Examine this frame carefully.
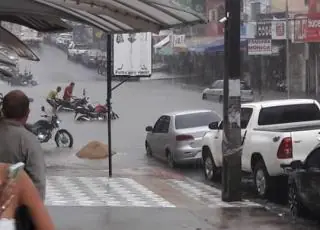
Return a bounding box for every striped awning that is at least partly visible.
[1,0,207,34]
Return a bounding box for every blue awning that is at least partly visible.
[189,38,247,53]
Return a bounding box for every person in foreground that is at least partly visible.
[0,163,54,230]
[0,90,46,230]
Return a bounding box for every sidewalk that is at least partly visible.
[48,206,317,230]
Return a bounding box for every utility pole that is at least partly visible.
[106,34,113,177]
[222,0,242,202]
[285,0,290,98]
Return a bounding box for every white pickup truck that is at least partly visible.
[202,99,320,197]
[67,42,90,60]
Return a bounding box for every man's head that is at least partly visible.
[56,86,62,92]
[70,82,75,88]
[2,90,30,124]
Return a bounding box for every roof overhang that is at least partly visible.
[0,26,39,61]
[1,0,207,34]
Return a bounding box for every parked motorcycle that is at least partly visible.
[25,106,73,147]
[276,80,287,92]
[74,102,119,122]
[54,96,89,112]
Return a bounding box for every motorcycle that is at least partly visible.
[276,80,287,92]
[74,102,119,122]
[25,106,73,147]
[54,96,89,112]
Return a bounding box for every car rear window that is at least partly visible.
[258,103,320,126]
[175,112,220,129]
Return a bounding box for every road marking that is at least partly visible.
[167,179,261,208]
[45,176,175,208]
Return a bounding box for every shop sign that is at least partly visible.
[248,39,272,55]
[306,13,320,42]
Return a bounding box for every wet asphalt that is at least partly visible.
[2,44,319,229]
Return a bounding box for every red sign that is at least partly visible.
[306,13,320,42]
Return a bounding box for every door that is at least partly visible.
[157,116,171,159]
[149,116,170,159]
[211,122,223,166]
[240,107,254,171]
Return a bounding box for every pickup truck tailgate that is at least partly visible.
[292,130,320,161]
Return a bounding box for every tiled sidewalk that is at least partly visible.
[45,176,260,209]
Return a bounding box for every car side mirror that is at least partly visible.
[41,106,45,112]
[209,121,223,130]
[146,126,153,132]
[290,160,304,170]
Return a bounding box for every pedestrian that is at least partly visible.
[0,163,54,230]
[0,90,46,230]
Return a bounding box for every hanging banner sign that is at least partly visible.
[256,21,272,39]
[271,20,286,40]
[248,39,272,55]
[293,14,307,43]
[305,13,320,42]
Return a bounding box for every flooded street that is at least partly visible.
[2,44,318,229]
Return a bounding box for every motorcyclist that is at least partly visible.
[63,82,75,102]
[47,86,61,108]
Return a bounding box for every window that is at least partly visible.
[258,104,320,126]
[240,82,251,90]
[153,116,171,133]
[251,2,261,21]
[211,80,223,89]
[208,9,216,22]
[217,5,225,20]
[175,112,221,129]
[241,108,253,129]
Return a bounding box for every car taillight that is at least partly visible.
[277,137,293,159]
[176,135,194,142]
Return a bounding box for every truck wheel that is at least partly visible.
[253,161,271,198]
[203,152,219,181]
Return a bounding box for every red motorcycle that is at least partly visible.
[74,102,119,122]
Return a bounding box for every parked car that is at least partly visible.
[67,42,90,61]
[145,110,221,168]
[202,99,320,197]
[202,80,254,103]
[55,33,72,50]
[281,146,320,218]
[81,49,102,68]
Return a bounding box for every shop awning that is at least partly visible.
[189,38,247,53]
[154,35,170,49]
[9,0,207,34]
[156,42,173,55]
